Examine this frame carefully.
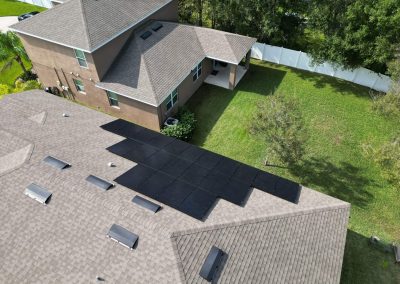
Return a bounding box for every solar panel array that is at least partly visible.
[102,119,301,221]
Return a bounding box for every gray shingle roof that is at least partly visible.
[0,91,350,284]
[10,0,172,51]
[96,22,257,106]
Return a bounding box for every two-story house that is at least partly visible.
[11,0,256,131]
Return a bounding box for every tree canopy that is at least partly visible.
[178,0,400,73]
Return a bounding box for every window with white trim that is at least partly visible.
[106,91,119,107]
[74,49,88,68]
[192,62,202,82]
[164,88,178,111]
[73,79,85,93]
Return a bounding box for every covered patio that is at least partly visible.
[204,51,251,90]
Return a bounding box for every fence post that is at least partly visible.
[278,47,283,64]
[295,51,301,68]
[261,43,266,61]
[370,76,379,90]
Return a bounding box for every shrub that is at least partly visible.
[363,134,400,187]
[0,84,11,96]
[250,93,308,166]
[13,79,41,93]
[19,71,38,82]
[161,108,196,141]
[371,84,400,118]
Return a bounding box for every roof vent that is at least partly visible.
[132,195,161,213]
[199,246,225,282]
[151,22,163,32]
[107,224,138,250]
[86,175,114,191]
[24,183,52,205]
[43,156,71,170]
[140,31,152,40]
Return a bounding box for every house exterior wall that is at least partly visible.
[30,62,161,131]
[158,58,213,122]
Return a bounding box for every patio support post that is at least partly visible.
[245,50,251,70]
[229,64,238,90]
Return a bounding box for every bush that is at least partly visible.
[161,108,196,141]
[0,84,11,96]
[19,71,37,82]
[371,84,400,118]
[363,134,400,187]
[250,93,308,166]
[13,79,41,93]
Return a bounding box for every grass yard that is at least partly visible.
[0,57,32,86]
[0,0,46,16]
[186,60,400,283]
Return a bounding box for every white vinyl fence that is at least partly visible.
[251,43,392,93]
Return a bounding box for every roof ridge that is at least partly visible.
[77,0,93,50]
[137,39,159,105]
[170,202,350,238]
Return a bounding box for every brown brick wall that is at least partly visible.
[159,58,212,122]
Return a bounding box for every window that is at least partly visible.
[106,91,119,107]
[73,79,85,93]
[74,49,88,68]
[164,88,178,111]
[192,62,202,82]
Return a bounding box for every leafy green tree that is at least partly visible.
[371,54,400,118]
[250,94,308,166]
[308,0,400,72]
[13,80,41,93]
[363,134,400,187]
[0,31,30,77]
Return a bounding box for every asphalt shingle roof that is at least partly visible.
[96,22,257,106]
[10,0,172,51]
[0,91,350,284]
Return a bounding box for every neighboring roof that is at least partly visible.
[10,0,172,52]
[96,22,256,106]
[0,91,350,283]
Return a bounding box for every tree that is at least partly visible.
[371,54,400,118]
[250,94,308,166]
[363,134,400,187]
[308,0,400,73]
[0,31,30,77]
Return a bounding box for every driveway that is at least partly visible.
[0,17,18,32]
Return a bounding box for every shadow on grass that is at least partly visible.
[341,230,400,284]
[290,157,374,208]
[187,64,287,146]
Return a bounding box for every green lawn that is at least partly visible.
[0,0,46,16]
[186,60,400,283]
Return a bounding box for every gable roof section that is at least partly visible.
[10,0,172,52]
[96,22,256,106]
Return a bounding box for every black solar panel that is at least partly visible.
[178,190,217,220]
[114,165,156,189]
[43,156,70,170]
[157,179,197,208]
[199,246,225,281]
[101,119,302,221]
[132,195,161,213]
[196,151,221,169]
[140,31,152,40]
[163,139,191,155]
[86,175,114,191]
